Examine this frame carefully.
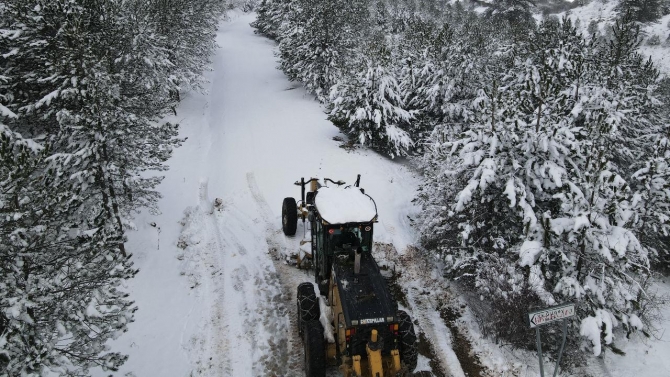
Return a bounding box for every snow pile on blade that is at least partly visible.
[314,186,377,224]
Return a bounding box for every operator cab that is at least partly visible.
[329,226,371,255]
[313,223,374,293]
[310,185,378,294]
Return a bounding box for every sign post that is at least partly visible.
[527,303,575,377]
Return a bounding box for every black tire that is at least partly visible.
[398,310,418,372]
[282,197,298,236]
[297,283,320,337]
[303,320,326,377]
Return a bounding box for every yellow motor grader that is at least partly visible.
[282,176,418,377]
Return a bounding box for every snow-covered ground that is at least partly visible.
[93,8,670,377]
[603,279,670,377]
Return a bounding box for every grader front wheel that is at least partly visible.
[282,197,298,236]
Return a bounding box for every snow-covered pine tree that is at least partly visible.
[417,16,662,355]
[617,0,664,23]
[595,14,659,168]
[329,35,415,158]
[252,0,275,37]
[403,6,510,249]
[277,0,368,101]
[397,17,443,141]
[397,8,509,152]
[2,0,185,254]
[0,120,137,375]
[631,138,670,270]
[147,0,223,95]
[651,78,670,271]
[483,0,537,27]
[1,0,220,373]
[595,14,670,271]
[252,0,291,40]
[275,0,306,83]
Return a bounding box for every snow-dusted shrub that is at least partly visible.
[465,255,544,342]
[417,16,665,359]
[587,20,600,37]
[647,34,661,45]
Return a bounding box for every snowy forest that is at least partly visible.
[0,0,224,375]
[252,0,670,368]
[2,0,670,375]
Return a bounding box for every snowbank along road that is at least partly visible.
[94,11,469,377]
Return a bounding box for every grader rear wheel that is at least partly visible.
[398,310,418,372]
[297,283,320,337]
[303,320,326,377]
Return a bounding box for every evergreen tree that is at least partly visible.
[483,0,537,27]
[329,36,415,158]
[251,0,291,40]
[398,10,508,148]
[1,0,185,255]
[146,0,223,95]
[0,0,221,373]
[416,17,662,355]
[596,15,669,270]
[0,121,137,375]
[277,0,368,101]
[617,0,664,23]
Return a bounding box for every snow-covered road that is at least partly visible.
[94,11,468,377]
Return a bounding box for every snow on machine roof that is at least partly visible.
[314,186,377,224]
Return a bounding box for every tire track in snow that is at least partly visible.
[185,174,292,376]
[190,180,233,376]
[213,201,292,376]
[407,292,461,377]
[246,172,315,376]
[185,179,294,376]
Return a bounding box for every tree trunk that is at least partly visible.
[101,144,127,257]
